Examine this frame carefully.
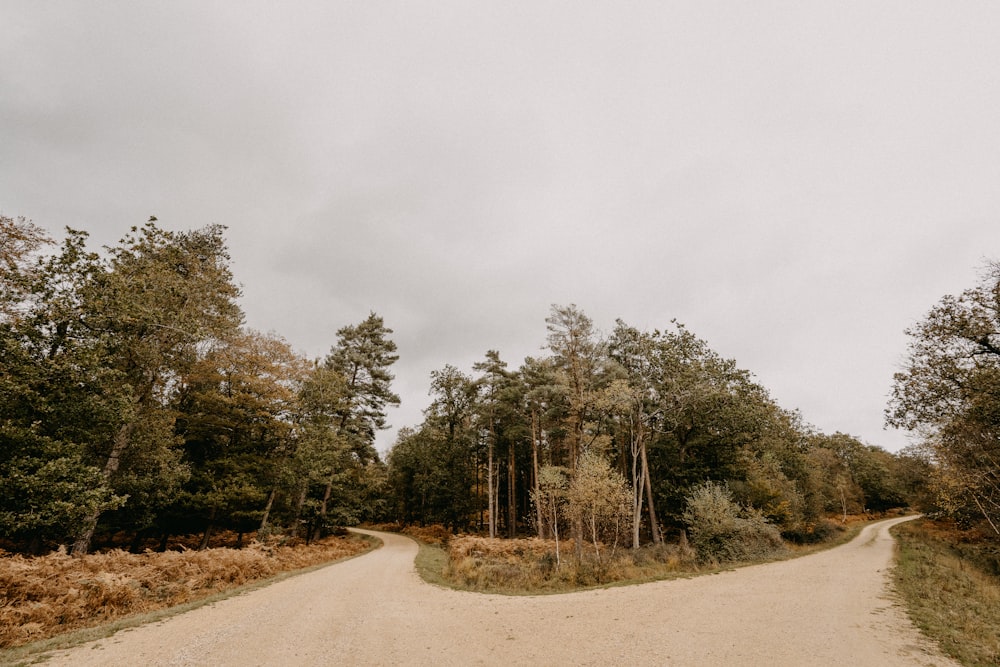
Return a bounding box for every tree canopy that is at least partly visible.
[887,260,1000,535]
[0,217,397,554]
[2,215,929,556]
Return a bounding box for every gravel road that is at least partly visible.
[39,515,956,666]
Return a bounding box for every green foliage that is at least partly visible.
[0,428,125,549]
[384,304,921,552]
[682,481,784,564]
[5,219,930,558]
[888,261,1000,534]
[388,424,474,529]
[1,219,396,553]
[806,432,906,515]
[323,313,400,462]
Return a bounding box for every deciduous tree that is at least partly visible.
[887,261,1000,534]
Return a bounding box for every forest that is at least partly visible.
[2,216,997,560]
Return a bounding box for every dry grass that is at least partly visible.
[384,517,865,595]
[0,534,372,649]
[892,519,1000,666]
[444,535,698,593]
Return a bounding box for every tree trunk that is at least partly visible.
[488,424,496,539]
[291,483,308,538]
[572,413,584,562]
[532,411,544,538]
[259,487,277,532]
[476,446,483,532]
[72,418,137,556]
[632,435,645,550]
[551,497,561,568]
[508,437,516,538]
[317,468,336,537]
[640,438,661,544]
[199,507,216,550]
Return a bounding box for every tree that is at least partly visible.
[607,321,663,547]
[532,465,569,567]
[546,304,607,559]
[887,261,1000,535]
[0,215,50,321]
[291,364,351,538]
[171,329,306,547]
[422,364,478,530]
[71,223,244,554]
[1,228,125,552]
[563,451,632,565]
[314,313,399,534]
[474,350,523,537]
[472,353,502,537]
[519,356,566,538]
[546,304,605,469]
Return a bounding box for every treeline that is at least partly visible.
[1,217,397,555]
[386,305,925,549]
[7,215,974,559]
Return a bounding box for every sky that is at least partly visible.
[3,2,1000,454]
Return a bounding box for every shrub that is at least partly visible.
[782,518,845,545]
[682,481,785,564]
[563,452,632,563]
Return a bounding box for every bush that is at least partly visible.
[782,518,845,545]
[682,481,785,564]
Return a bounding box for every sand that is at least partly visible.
[38,515,956,666]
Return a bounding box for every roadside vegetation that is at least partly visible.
[0,532,374,652]
[376,511,866,596]
[893,518,1000,667]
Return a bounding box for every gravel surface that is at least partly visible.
[38,515,956,666]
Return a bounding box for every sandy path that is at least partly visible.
[39,516,955,666]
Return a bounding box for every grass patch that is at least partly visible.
[414,542,451,589]
[0,532,378,664]
[402,518,867,596]
[892,519,1000,667]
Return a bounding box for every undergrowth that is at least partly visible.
[444,535,698,593]
[0,533,374,651]
[392,516,862,595]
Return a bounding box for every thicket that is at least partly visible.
[682,482,784,564]
[386,304,919,556]
[1,216,398,555]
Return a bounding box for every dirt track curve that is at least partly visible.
[39,515,956,666]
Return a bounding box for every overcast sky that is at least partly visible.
[4,2,1000,453]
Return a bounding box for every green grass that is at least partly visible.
[413,540,451,589]
[892,519,1000,667]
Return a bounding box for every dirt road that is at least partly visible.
[39,516,955,666]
